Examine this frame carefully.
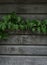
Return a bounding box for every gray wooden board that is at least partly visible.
[0,35,47,44]
[0,0,47,3]
[0,4,47,13]
[0,14,47,20]
[0,56,47,65]
[17,14,47,20]
[0,46,47,55]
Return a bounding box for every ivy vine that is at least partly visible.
[0,12,47,39]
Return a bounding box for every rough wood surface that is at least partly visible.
[0,1,47,65]
[0,46,47,55]
[0,56,47,65]
[0,14,47,20]
[0,4,47,13]
[0,0,47,3]
[17,14,47,20]
[0,35,47,44]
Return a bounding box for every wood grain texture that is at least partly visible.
[0,56,47,65]
[0,4,47,13]
[17,14,47,20]
[0,35,47,44]
[0,46,47,55]
[0,14,47,20]
[0,1,47,65]
[0,0,47,3]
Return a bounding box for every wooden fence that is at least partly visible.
[0,0,47,65]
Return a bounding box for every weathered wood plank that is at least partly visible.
[19,14,47,20]
[0,4,47,13]
[0,0,47,3]
[0,35,47,44]
[0,56,47,65]
[0,14,47,20]
[0,35,47,45]
[0,46,47,55]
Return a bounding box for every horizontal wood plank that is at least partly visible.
[0,35,47,44]
[0,46,47,55]
[0,0,47,3]
[0,4,47,13]
[15,14,47,20]
[0,56,47,65]
[0,14,47,20]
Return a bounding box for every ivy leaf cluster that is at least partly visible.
[0,12,47,39]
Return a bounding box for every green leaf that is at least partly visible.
[32,27,36,32]
[1,23,6,31]
[37,26,41,33]
[41,25,46,33]
[14,24,19,30]
[8,22,12,29]
[19,25,25,30]
[2,15,11,22]
[42,20,47,25]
